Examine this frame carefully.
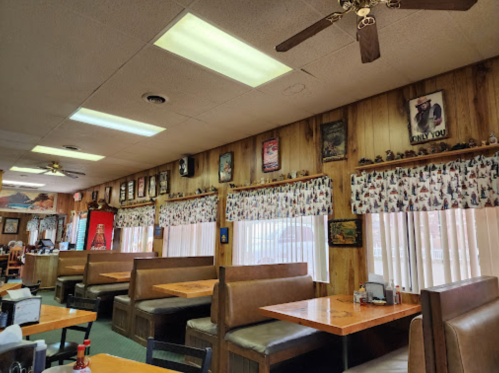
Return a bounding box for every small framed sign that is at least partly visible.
[119,182,126,202]
[220,227,229,244]
[137,177,146,198]
[262,138,280,173]
[128,180,135,201]
[105,186,112,204]
[154,226,164,239]
[328,219,362,247]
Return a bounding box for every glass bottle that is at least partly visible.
[73,345,87,373]
[90,224,107,250]
[83,339,91,367]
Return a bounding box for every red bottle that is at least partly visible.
[73,345,87,372]
[90,224,106,250]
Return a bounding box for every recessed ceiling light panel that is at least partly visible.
[154,13,292,87]
[70,108,166,137]
[31,146,105,161]
[10,167,45,174]
[2,180,45,187]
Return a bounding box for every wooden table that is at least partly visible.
[153,279,218,298]
[260,294,421,370]
[0,254,9,261]
[0,282,22,296]
[100,271,131,282]
[42,353,179,373]
[66,265,85,271]
[0,304,97,337]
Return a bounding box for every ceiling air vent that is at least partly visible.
[142,93,168,105]
[63,145,81,151]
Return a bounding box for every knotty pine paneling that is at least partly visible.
[68,57,499,296]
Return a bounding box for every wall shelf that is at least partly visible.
[120,202,155,209]
[231,173,326,192]
[166,191,217,202]
[355,144,499,172]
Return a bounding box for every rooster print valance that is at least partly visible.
[26,216,40,232]
[115,205,155,228]
[226,176,333,222]
[351,154,499,214]
[40,215,58,231]
[159,195,218,227]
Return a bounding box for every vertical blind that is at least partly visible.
[120,226,154,253]
[233,215,329,282]
[162,222,216,257]
[367,209,481,293]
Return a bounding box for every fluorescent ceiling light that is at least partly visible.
[10,167,65,176]
[2,180,45,187]
[70,108,166,137]
[31,146,105,161]
[154,13,292,87]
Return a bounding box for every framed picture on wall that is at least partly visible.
[321,119,347,162]
[128,180,135,201]
[91,190,98,201]
[262,138,280,173]
[159,171,169,195]
[149,175,157,198]
[119,182,126,202]
[137,177,146,198]
[105,186,112,204]
[2,218,20,234]
[408,90,447,145]
[328,219,362,247]
[219,152,233,183]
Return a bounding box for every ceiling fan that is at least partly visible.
[276,0,477,63]
[38,162,86,179]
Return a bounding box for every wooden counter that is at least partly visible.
[23,253,59,289]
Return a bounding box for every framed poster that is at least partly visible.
[321,119,347,162]
[219,152,233,183]
[408,90,447,145]
[91,190,98,201]
[105,186,112,204]
[328,219,362,247]
[84,210,115,251]
[159,171,169,195]
[148,176,157,198]
[119,182,126,202]
[137,177,146,198]
[0,190,58,213]
[128,180,135,201]
[2,218,20,234]
[262,138,280,173]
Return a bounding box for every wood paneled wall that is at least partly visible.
[68,57,499,296]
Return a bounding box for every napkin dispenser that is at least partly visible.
[1,296,42,327]
[364,282,386,300]
[0,341,36,373]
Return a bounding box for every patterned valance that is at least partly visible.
[115,205,155,228]
[26,216,40,232]
[226,176,333,222]
[159,195,218,227]
[40,215,58,231]
[351,154,499,215]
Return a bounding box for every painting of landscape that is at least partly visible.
[0,190,57,213]
[328,219,362,247]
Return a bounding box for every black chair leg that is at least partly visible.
[59,359,64,365]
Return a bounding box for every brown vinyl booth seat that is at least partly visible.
[210,263,330,373]
[75,252,157,314]
[54,250,113,303]
[118,256,217,346]
[421,276,499,373]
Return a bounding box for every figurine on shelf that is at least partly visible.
[451,142,468,151]
[278,174,285,181]
[229,183,237,188]
[358,158,374,166]
[468,138,477,148]
[260,178,266,184]
[418,147,428,156]
[428,144,439,154]
[374,155,384,163]
[287,173,293,180]
[195,188,202,195]
[208,186,218,192]
[405,150,417,158]
[482,140,487,147]
[489,132,498,145]
[385,150,394,161]
[298,170,309,177]
[439,142,450,152]
[395,152,404,160]
[291,171,297,178]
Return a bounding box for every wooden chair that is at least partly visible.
[22,280,41,296]
[6,247,23,278]
[45,295,101,367]
[146,337,212,373]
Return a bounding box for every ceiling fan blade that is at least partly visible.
[64,170,86,176]
[62,170,78,179]
[399,0,477,11]
[37,166,51,170]
[357,16,381,64]
[276,12,345,52]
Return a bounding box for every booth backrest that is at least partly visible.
[211,283,219,324]
[84,252,157,285]
[421,276,499,373]
[57,250,113,276]
[219,263,312,332]
[408,316,426,373]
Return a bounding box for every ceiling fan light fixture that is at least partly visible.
[31,146,105,161]
[70,108,166,137]
[154,13,292,87]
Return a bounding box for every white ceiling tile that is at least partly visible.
[191,0,355,68]
[56,0,185,42]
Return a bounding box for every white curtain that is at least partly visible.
[233,215,329,282]
[474,208,499,278]
[29,230,38,245]
[120,226,154,253]
[162,222,215,257]
[367,209,480,293]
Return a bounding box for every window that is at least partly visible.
[121,226,154,253]
[367,209,480,293]
[44,229,56,243]
[163,222,216,257]
[29,230,38,245]
[233,215,329,282]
